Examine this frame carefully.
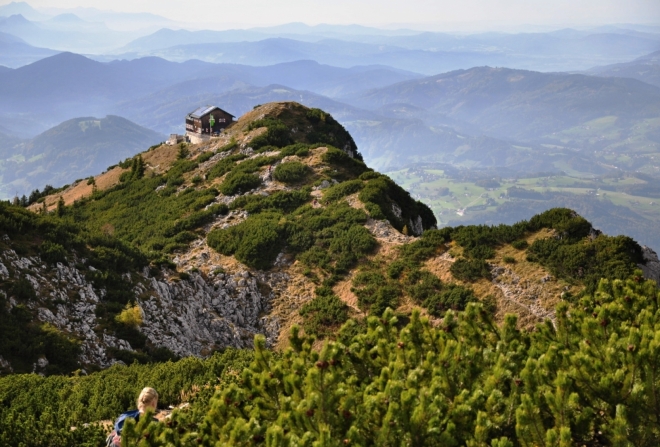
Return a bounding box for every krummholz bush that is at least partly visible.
[123,272,660,446]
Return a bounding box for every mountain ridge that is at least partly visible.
[347,65,660,140]
[1,101,658,447]
[2,101,651,377]
[587,49,660,88]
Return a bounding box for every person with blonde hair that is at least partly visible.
[136,387,159,412]
[106,387,159,447]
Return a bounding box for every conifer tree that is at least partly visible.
[131,155,145,180]
[56,196,65,217]
[177,143,190,160]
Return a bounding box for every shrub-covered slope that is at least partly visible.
[0,102,658,446]
[121,272,660,446]
[5,271,660,446]
[0,102,437,374]
[2,103,651,376]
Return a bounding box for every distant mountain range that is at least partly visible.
[587,50,660,88]
[0,53,419,136]
[346,66,660,140]
[0,115,164,197]
[107,27,660,75]
[112,37,490,74]
[0,1,49,21]
[0,1,174,32]
[0,13,134,53]
[105,32,660,75]
[1,51,659,177]
[0,29,56,67]
[2,2,658,74]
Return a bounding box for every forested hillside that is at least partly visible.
[0,102,658,445]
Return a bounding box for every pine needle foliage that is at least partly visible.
[0,349,254,446]
[122,273,660,446]
[272,161,309,184]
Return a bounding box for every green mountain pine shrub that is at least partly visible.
[230,189,311,215]
[322,147,367,179]
[218,172,262,195]
[206,154,246,180]
[0,349,254,446]
[279,143,311,157]
[207,212,284,270]
[120,273,660,446]
[322,179,364,203]
[450,258,493,282]
[358,174,436,234]
[272,161,309,184]
[351,270,400,315]
[528,234,643,291]
[299,290,349,338]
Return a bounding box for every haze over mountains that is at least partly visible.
[587,50,660,88]
[108,27,660,74]
[3,52,658,172]
[1,1,660,250]
[1,1,659,72]
[0,115,163,197]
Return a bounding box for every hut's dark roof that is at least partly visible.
[187,105,235,119]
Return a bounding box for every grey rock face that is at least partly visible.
[139,271,275,357]
[640,246,660,285]
[316,179,332,190]
[0,355,12,372]
[410,215,423,236]
[0,247,277,368]
[391,203,402,219]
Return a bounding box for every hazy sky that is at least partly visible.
[23,0,660,28]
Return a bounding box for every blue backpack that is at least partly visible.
[106,410,141,447]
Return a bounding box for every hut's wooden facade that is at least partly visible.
[185,106,235,135]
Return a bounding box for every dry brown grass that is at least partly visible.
[26,142,181,211]
[142,143,179,175]
[305,146,328,167]
[270,261,318,351]
[26,136,230,212]
[333,274,363,314]
[345,192,366,211]
[27,166,128,211]
[232,102,290,131]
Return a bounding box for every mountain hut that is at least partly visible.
[185,105,235,137]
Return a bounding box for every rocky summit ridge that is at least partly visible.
[0,101,657,375]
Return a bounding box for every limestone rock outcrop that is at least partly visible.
[640,246,660,285]
[0,248,277,368]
